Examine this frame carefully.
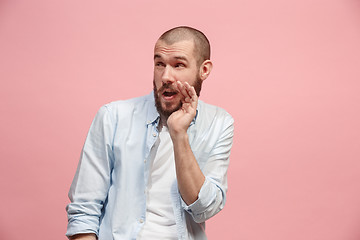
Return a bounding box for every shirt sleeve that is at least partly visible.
[181,112,234,223]
[66,105,116,237]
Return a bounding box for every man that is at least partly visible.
[66,26,234,240]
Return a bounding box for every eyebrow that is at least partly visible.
[154,54,188,62]
[174,56,188,62]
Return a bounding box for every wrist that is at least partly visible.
[169,130,188,142]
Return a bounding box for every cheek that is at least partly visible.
[181,69,198,82]
[153,74,162,88]
[155,80,162,90]
[182,73,197,85]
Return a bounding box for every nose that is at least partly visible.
[161,65,175,83]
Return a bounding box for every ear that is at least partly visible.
[199,60,213,81]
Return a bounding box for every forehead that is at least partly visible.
[154,40,196,60]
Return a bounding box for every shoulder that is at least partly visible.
[92,93,154,125]
[104,93,153,111]
[197,100,234,126]
[98,93,153,116]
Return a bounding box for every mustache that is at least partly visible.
[158,82,179,93]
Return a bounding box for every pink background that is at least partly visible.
[1,0,360,239]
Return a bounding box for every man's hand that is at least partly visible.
[167,81,198,138]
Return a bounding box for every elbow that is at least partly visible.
[191,201,225,223]
[189,191,225,223]
[183,177,227,223]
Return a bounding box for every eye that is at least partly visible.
[155,61,165,67]
[175,63,185,68]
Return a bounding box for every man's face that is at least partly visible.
[153,40,202,119]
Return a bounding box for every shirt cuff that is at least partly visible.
[66,210,100,237]
[181,177,221,218]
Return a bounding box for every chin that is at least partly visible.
[162,101,181,113]
[156,100,182,119]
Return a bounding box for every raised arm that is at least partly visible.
[167,81,205,205]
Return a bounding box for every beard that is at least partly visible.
[153,77,203,120]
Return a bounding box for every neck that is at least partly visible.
[159,115,168,129]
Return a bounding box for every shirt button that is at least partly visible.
[139,218,144,223]
[144,159,146,163]
[152,133,156,137]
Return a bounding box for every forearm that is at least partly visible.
[172,132,205,205]
[69,233,97,240]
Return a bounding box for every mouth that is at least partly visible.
[162,90,178,100]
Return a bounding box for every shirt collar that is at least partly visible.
[146,92,160,125]
[146,91,199,126]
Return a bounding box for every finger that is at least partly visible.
[190,86,198,109]
[184,82,197,101]
[174,81,184,100]
[183,82,198,111]
[177,81,190,102]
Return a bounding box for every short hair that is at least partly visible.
[158,26,211,66]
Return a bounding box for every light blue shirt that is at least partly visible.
[66,92,234,240]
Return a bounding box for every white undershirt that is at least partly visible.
[137,126,178,240]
